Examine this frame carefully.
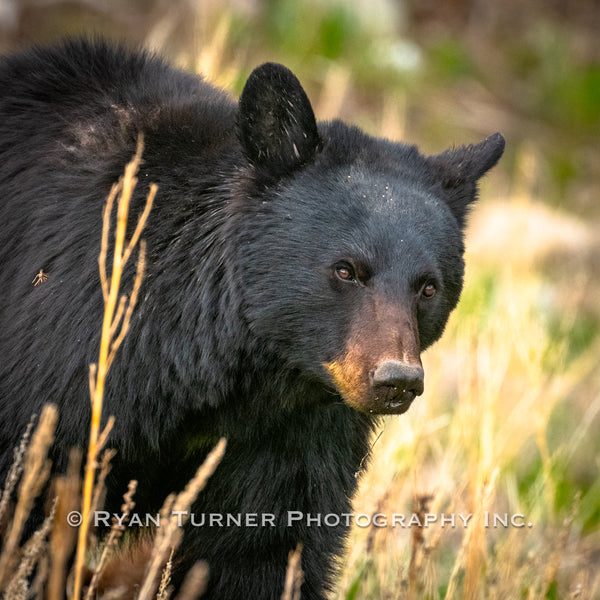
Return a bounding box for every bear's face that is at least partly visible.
[237,63,504,415]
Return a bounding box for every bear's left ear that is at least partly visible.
[426,132,505,229]
[239,63,322,179]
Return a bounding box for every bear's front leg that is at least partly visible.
[171,507,344,600]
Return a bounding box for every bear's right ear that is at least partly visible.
[239,63,322,179]
[426,132,505,229]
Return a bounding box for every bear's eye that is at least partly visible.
[421,283,437,298]
[335,263,356,283]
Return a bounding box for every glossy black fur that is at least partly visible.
[0,39,504,598]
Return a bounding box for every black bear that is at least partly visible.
[0,38,504,598]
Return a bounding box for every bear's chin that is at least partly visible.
[341,390,417,416]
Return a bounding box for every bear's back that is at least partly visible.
[0,38,231,127]
[0,38,237,194]
[0,37,238,267]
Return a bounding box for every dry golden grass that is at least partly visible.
[281,544,304,600]
[48,449,81,600]
[85,480,138,600]
[0,420,34,530]
[4,499,56,598]
[176,561,210,600]
[136,437,226,600]
[0,404,57,588]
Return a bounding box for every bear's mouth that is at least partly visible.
[367,387,417,415]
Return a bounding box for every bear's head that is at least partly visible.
[235,63,504,415]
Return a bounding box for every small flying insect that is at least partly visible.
[32,269,48,286]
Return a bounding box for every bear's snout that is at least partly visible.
[369,360,424,414]
[323,354,424,415]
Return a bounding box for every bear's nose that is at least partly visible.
[370,360,424,412]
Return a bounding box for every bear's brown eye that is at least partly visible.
[422,283,436,298]
[335,264,355,282]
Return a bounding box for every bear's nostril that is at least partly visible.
[370,359,424,409]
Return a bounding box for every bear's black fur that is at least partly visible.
[0,38,504,598]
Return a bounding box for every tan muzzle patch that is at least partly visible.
[323,349,370,412]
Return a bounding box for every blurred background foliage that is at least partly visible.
[1,1,598,597]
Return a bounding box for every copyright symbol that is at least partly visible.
[67,511,82,527]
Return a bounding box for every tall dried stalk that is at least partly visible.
[444,468,498,600]
[4,498,56,597]
[136,437,226,600]
[176,561,209,600]
[0,404,57,587]
[48,449,82,600]
[281,544,303,600]
[71,135,156,600]
[0,419,34,529]
[84,480,137,600]
[407,493,435,600]
[156,549,174,600]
